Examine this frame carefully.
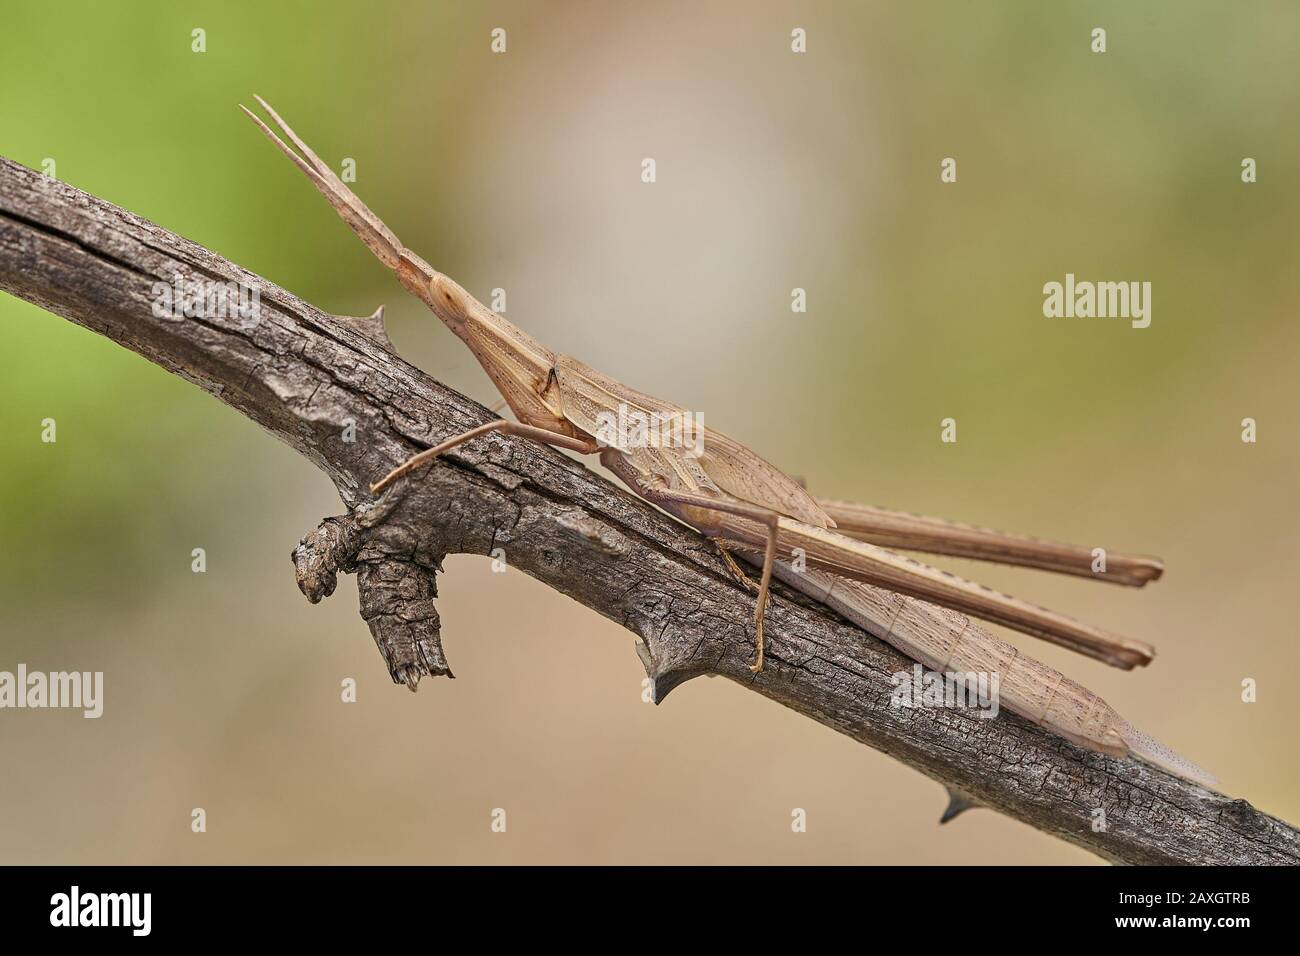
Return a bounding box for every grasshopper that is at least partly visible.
[243,97,1215,786]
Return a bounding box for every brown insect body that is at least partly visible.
[242,97,1214,787]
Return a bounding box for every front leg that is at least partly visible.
[372,420,600,494]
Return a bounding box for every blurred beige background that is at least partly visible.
[1,1,1297,863]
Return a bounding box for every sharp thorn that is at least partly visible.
[333,304,395,352]
[940,786,981,824]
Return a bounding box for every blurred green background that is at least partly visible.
[2,1,1297,863]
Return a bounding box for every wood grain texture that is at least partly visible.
[1,156,1295,865]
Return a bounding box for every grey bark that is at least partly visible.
[1,156,1295,865]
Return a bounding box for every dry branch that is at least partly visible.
[1,156,1295,865]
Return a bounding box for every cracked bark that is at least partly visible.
[1,156,1295,865]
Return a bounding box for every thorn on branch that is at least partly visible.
[633,619,711,704]
[334,304,396,353]
[940,786,982,824]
